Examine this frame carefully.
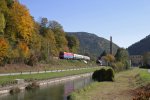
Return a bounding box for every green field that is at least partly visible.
[69,68,150,100]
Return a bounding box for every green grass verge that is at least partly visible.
[139,68,150,84]
[69,82,100,100]
[0,67,100,86]
[69,68,150,100]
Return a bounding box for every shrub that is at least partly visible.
[92,68,115,82]
[26,81,39,90]
[92,69,106,81]
[111,62,124,72]
[10,87,21,94]
[105,68,115,81]
[98,68,106,81]
[27,54,38,66]
[140,64,150,69]
[124,60,131,69]
[92,70,99,81]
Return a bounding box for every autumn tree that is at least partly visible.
[0,0,79,65]
[29,22,41,52]
[48,20,63,31]
[0,0,35,64]
[0,0,8,36]
[39,17,48,28]
[0,0,8,13]
[27,22,41,63]
[49,20,68,52]
[6,0,14,8]
[103,54,115,66]
[18,42,30,58]
[39,18,58,58]
[0,12,5,36]
[0,38,9,66]
[9,1,34,43]
[66,35,79,53]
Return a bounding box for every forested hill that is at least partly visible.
[128,35,150,55]
[67,32,119,59]
[0,0,79,66]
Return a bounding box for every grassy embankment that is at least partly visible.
[0,60,96,73]
[0,67,100,87]
[69,68,150,100]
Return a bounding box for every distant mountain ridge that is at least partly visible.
[67,32,119,59]
[128,34,150,55]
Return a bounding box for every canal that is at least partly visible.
[0,76,93,100]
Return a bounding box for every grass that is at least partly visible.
[0,60,97,73]
[69,68,150,100]
[69,82,100,100]
[0,67,100,86]
[139,68,150,84]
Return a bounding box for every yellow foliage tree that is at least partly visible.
[18,42,30,58]
[10,1,34,43]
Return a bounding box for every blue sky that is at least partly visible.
[19,0,150,48]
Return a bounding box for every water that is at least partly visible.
[0,76,93,100]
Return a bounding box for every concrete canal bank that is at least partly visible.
[0,72,93,95]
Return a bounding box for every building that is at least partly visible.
[130,55,143,66]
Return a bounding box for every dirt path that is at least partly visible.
[73,68,142,100]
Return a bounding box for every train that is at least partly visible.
[59,52,90,61]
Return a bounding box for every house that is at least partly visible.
[130,55,143,66]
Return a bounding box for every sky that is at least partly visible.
[19,0,150,48]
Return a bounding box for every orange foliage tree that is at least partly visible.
[0,38,9,65]
[10,1,34,43]
[18,42,30,59]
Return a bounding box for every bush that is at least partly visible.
[26,81,39,90]
[92,69,106,81]
[105,68,115,81]
[92,70,98,81]
[124,60,131,69]
[111,62,124,72]
[27,54,38,66]
[92,68,115,82]
[140,64,150,69]
[10,87,21,94]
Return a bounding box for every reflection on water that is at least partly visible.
[0,76,92,100]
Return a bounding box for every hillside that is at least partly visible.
[128,35,150,55]
[67,32,119,59]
